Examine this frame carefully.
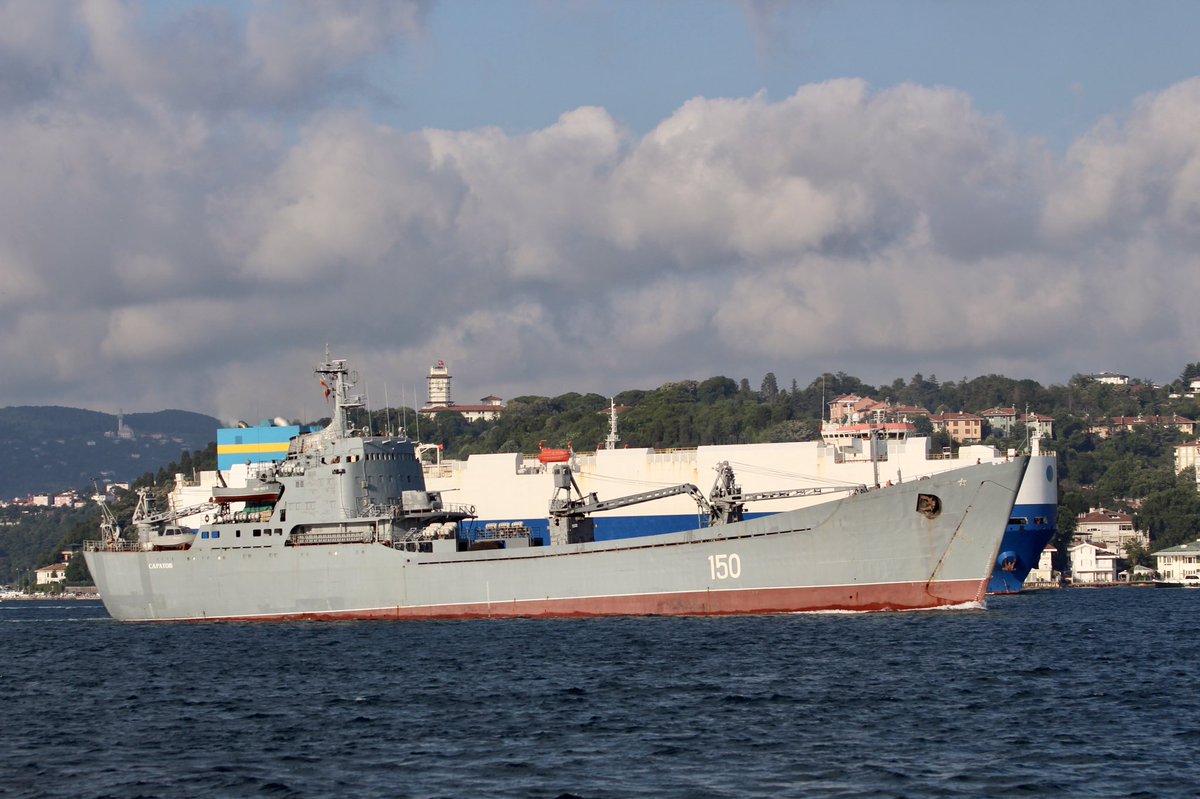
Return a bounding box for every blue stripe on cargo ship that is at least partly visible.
[463,512,776,548]
[987,454,1058,594]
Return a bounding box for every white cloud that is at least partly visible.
[2,2,1199,417]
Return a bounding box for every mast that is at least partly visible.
[870,426,880,488]
[605,398,621,450]
[314,350,364,439]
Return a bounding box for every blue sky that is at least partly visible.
[388,1,1200,148]
[1,1,1199,419]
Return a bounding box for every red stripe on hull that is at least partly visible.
[181,579,988,622]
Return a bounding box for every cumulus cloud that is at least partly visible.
[1,2,1198,421]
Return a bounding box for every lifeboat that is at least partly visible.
[141,524,196,551]
[537,441,572,464]
[211,480,283,505]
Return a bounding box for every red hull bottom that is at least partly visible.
[185,579,988,622]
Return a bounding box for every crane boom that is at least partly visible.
[550,481,710,517]
[131,489,216,527]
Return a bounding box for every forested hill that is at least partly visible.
[0,406,219,498]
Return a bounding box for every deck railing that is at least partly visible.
[83,539,142,552]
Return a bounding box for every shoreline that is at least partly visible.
[0,591,99,601]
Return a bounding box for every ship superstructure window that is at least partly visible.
[253,529,261,537]
[212,531,220,539]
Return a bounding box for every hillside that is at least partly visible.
[0,406,220,498]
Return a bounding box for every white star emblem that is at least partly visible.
[957,478,968,487]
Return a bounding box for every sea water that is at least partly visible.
[2,588,1197,798]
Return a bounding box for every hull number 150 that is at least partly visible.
[708,553,742,580]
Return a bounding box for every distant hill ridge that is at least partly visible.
[0,405,220,498]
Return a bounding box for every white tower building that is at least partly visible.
[426,360,452,408]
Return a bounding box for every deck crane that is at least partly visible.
[705,461,867,525]
[130,489,217,529]
[547,464,712,545]
[546,461,868,545]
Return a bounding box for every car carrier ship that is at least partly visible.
[417,404,1057,595]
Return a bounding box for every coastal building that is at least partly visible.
[1153,539,1200,582]
[1088,414,1196,439]
[1123,565,1156,582]
[422,396,505,422]
[426,360,452,408]
[978,407,1019,436]
[929,412,984,444]
[1175,441,1200,475]
[35,563,68,586]
[1088,372,1130,385]
[104,410,136,440]
[828,394,870,423]
[1027,546,1057,584]
[1074,509,1147,554]
[827,396,929,425]
[976,408,1055,440]
[1021,413,1055,440]
[1068,541,1119,584]
[419,360,505,421]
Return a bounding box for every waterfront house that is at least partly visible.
[35,563,68,586]
[1068,541,1119,584]
[1153,539,1200,583]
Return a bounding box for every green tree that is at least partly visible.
[760,372,779,401]
[1138,468,1200,551]
[65,552,92,585]
[697,377,738,404]
[1123,539,1151,569]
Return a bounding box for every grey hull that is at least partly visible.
[86,457,1027,621]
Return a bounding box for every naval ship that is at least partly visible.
[85,355,1028,622]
